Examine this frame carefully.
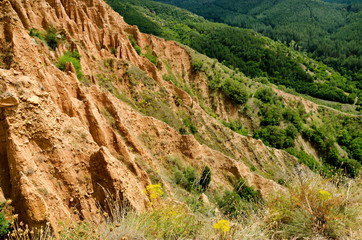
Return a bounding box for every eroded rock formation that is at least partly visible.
[0,0,302,229]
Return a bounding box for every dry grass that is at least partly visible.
[4,178,362,240]
[266,175,362,239]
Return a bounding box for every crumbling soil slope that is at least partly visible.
[0,0,302,229]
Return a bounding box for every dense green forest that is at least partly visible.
[153,0,362,97]
[108,0,361,106]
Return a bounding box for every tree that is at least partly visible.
[199,166,211,191]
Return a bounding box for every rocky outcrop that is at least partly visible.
[0,92,18,107]
[0,0,302,230]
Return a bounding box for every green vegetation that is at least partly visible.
[222,79,249,104]
[155,0,362,99]
[0,213,10,238]
[267,177,361,239]
[57,50,83,80]
[144,46,158,65]
[174,166,199,192]
[30,27,60,50]
[199,166,212,192]
[222,119,248,136]
[174,165,212,192]
[286,148,321,171]
[128,35,142,55]
[44,27,59,50]
[0,202,10,238]
[107,0,361,105]
[217,179,261,219]
[217,191,247,219]
[302,126,361,177]
[234,179,262,202]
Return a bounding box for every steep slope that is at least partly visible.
[106,0,362,177]
[154,0,362,92]
[108,0,361,107]
[0,0,304,230]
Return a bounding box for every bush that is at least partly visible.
[110,47,117,56]
[222,79,248,104]
[302,127,361,177]
[182,117,198,135]
[0,204,10,238]
[254,126,295,149]
[259,105,283,126]
[199,166,211,192]
[44,27,59,50]
[283,108,303,130]
[285,148,320,171]
[191,59,203,72]
[174,166,198,192]
[222,119,248,136]
[254,87,277,103]
[57,50,83,80]
[234,179,261,202]
[217,191,244,219]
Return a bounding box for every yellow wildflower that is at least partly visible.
[213,219,230,233]
[319,190,332,200]
[145,184,164,203]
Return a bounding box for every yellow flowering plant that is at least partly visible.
[144,184,164,205]
[213,219,234,240]
[213,219,230,233]
[318,190,332,201]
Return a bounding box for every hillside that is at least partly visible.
[108,0,362,108]
[106,0,362,176]
[154,0,362,97]
[0,0,361,239]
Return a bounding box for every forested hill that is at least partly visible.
[324,0,362,3]
[108,0,361,108]
[153,0,362,94]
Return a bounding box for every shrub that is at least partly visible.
[191,59,203,72]
[174,166,198,192]
[259,105,283,126]
[182,117,198,135]
[254,126,295,149]
[0,214,9,237]
[222,119,248,136]
[110,47,117,56]
[44,27,59,50]
[302,127,361,177]
[179,127,188,135]
[234,179,261,202]
[199,166,211,192]
[0,203,10,238]
[254,87,277,103]
[129,35,142,55]
[222,79,248,104]
[57,50,83,80]
[285,148,320,171]
[217,190,244,219]
[283,108,303,130]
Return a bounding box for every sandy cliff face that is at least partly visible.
[0,0,301,229]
